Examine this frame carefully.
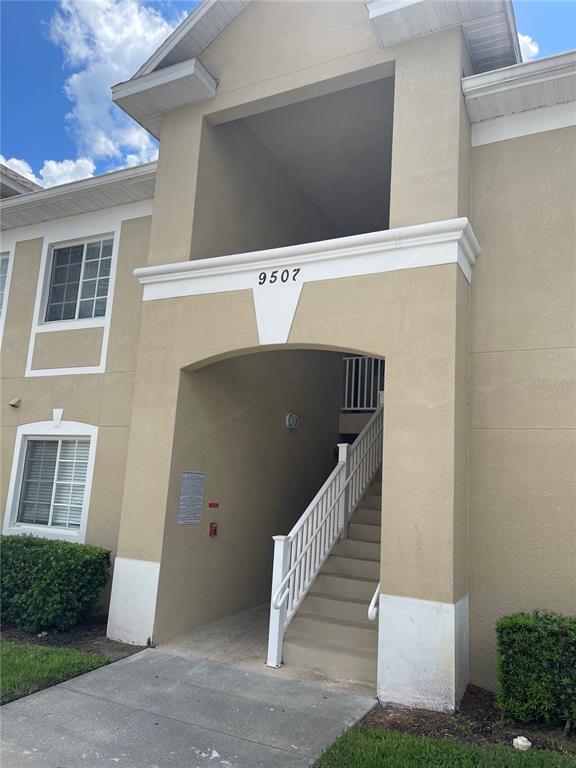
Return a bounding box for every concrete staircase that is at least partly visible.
[283,471,381,692]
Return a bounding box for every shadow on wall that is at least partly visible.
[151,348,346,643]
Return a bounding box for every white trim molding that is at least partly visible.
[0,164,155,232]
[368,0,519,74]
[107,557,160,645]
[472,102,576,146]
[463,50,576,144]
[378,593,469,712]
[0,244,15,349]
[2,419,98,544]
[0,201,153,378]
[135,218,480,345]
[112,59,217,138]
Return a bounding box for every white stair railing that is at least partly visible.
[368,582,380,621]
[266,400,383,668]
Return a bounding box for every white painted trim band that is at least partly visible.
[472,101,576,146]
[135,219,479,345]
[107,557,160,645]
[377,593,469,712]
[136,218,480,292]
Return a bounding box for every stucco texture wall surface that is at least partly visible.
[469,126,576,690]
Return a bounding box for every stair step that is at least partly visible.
[370,481,382,495]
[360,494,381,510]
[350,507,381,526]
[314,572,378,600]
[288,612,377,651]
[333,538,380,560]
[303,592,371,623]
[322,554,379,579]
[348,522,381,543]
[283,634,377,688]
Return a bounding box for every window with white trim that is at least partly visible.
[17,438,90,530]
[0,253,9,318]
[45,237,113,322]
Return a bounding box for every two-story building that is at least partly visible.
[1,0,575,712]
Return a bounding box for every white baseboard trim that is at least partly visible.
[107,557,160,646]
[377,593,469,712]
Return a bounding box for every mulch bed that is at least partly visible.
[364,686,576,756]
[1,618,144,663]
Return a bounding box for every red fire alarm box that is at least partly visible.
[209,522,218,537]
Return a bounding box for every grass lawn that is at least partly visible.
[1,640,108,705]
[314,728,576,767]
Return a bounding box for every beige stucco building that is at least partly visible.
[1,0,575,712]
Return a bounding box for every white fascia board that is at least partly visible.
[134,0,218,77]
[367,0,519,73]
[463,49,576,104]
[112,58,216,136]
[463,50,576,126]
[135,218,480,301]
[0,163,156,212]
[112,58,216,103]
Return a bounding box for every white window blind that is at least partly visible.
[17,439,90,529]
[45,238,113,322]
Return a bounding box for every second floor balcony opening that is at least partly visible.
[191,74,394,261]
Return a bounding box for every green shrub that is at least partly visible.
[0,535,110,632]
[497,611,576,728]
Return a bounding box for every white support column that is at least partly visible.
[377,593,469,712]
[266,535,290,668]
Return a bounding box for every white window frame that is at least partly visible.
[39,233,114,331]
[0,246,15,348]
[3,420,98,543]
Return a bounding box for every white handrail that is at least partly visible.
[368,582,380,621]
[266,402,383,668]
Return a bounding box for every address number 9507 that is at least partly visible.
[258,268,300,285]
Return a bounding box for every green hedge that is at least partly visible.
[0,535,110,632]
[497,611,576,728]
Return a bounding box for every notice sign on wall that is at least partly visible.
[178,471,205,524]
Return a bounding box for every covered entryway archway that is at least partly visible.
[108,217,477,709]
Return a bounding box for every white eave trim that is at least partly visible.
[135,218,481,300]
[367,0,520,74]
[463,50,576,142]
[112,58,216,138]
[112,58,216,102]
[0,163,156,231]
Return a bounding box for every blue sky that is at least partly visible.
[1,0,575,187]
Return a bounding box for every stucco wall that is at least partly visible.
[190,119,339,260]
[468,126,576,690]
[153,349,343,641]
[148,0,468,267]
[0,215,151,558]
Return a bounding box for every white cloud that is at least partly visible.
[0,154,95,188]
[518,32,540,61]
[2,1,183,189]
[49,0,183,168]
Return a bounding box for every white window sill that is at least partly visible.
[3,524,85,543]
[35,316,106,334]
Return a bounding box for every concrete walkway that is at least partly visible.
[1,649,375,768]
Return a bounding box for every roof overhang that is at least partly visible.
[367,0,520,74]
[112,59,217,137]
[463,49,576,122]
[0,162,156,231]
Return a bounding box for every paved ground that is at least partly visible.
[1,649,375,768]
[161,603,373,695]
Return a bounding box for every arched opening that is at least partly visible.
[151,345,384,677]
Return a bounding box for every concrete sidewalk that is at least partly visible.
[1,649,375,767]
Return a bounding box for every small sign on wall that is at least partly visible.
[178,471,205,524]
